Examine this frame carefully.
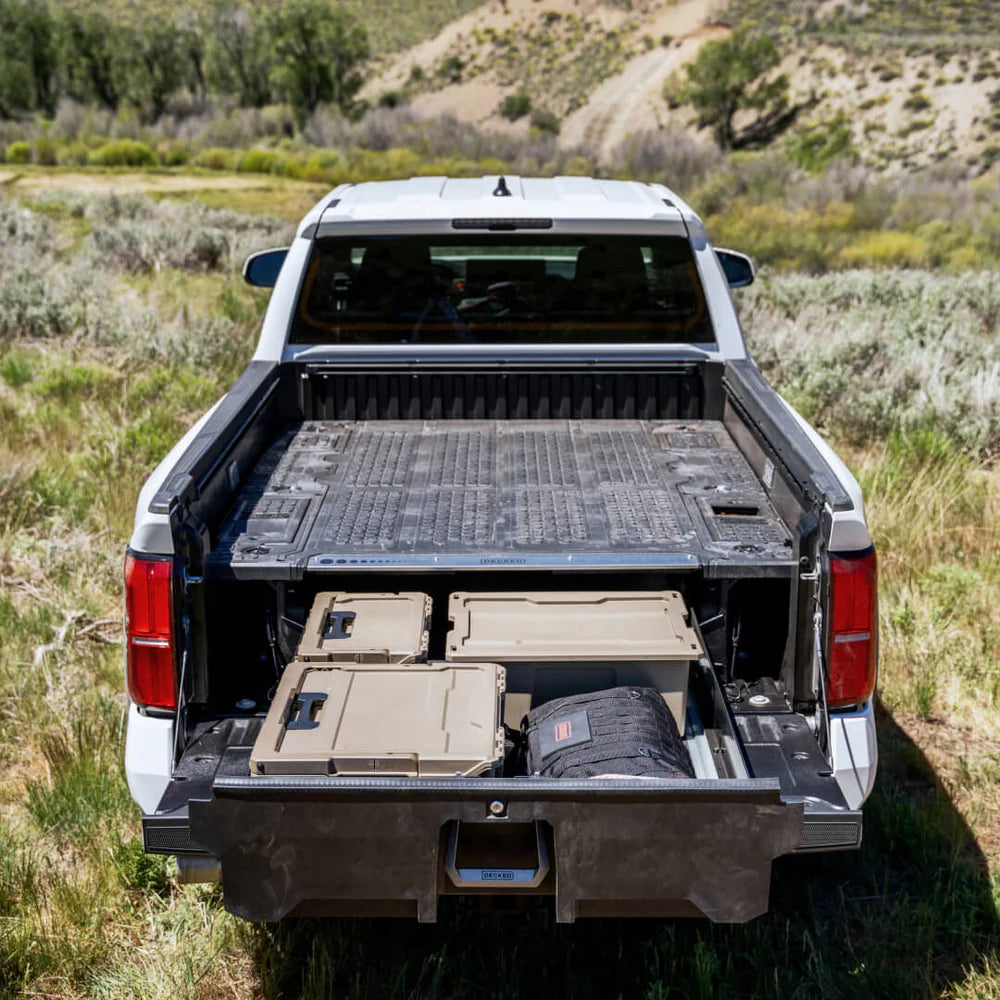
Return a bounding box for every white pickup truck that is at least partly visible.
[124,176,877,923]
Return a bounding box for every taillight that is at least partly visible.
[826,547,878,710]
[124,551,176,711]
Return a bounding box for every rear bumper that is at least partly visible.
[145,749,861,923]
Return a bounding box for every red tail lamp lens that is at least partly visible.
[826,548,878,710]
[124,551,176,711]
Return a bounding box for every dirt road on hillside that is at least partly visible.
[559,24,729,162]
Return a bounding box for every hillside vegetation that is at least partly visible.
[2,0,998,171]
[728,0,1000,43]
[47,0,487,55]
[363,0,1000,171]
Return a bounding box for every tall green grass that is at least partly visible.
[0,192,263,999]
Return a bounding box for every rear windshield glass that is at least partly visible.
[290,234,714,345]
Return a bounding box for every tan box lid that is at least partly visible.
[447,591,703,662]
[298,592,431,663]
[251,660,505,777]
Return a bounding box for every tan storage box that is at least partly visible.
[446,591,703,730]
[447,591,701,661]
[298,592,431,663]
[251,660,505,777]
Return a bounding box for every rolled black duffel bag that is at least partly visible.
[524,686,694,780]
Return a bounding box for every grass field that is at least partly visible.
[1,175,999,999]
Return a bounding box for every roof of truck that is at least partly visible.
[297,176,700,236]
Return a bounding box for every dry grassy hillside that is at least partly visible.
[363,0,1000,171]
[362,0,723,139]
[30,0,1000,170]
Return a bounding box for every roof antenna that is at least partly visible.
[492,176,512,197]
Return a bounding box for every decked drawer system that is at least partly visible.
[145,587,860,923]
[127,185,873,924]
[207,419,795,578]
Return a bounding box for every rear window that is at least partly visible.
[290,234,714,345]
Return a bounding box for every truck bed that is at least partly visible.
[208,419,795,578]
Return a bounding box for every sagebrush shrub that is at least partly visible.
[88,140,157,167]
[196,146,236,170]
[742,270,1000,453]
[0,198,288,367]
[4,140,30,164]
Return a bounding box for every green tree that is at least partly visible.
[118,19,191,122]
[0,0,58,116]
[57,11,128,110]
[204,1,273,107]
[176,12,208,107]
[0,5,36,117]
[677,28,800,150]
[266,0,369,124]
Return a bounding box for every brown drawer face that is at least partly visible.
[250,660,505,777]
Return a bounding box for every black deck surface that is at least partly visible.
[208,420,795,578]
